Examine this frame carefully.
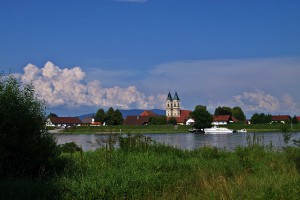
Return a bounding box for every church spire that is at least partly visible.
[167,91,173,101]
[173,91,180,101]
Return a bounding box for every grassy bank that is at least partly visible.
[226,123,300,133]
[2,134,300,199]
[54,123,300,134]
[61,125,193,134]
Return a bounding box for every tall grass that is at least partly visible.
[1,134,300,199]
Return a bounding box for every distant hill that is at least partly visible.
[77,109,165,120]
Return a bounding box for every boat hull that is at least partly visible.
[204,126,233,134]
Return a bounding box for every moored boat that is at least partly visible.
[189,128,205,134]
[204,126,233,134]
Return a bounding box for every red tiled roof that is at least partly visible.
[124,116,150,125]
[296,116,300,122]
[213,115,231,122]
[50,117,82,124]
[272,115,291,121]
[166,110,191,123]
[140,110,158,117]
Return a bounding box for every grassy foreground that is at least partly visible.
[1,134,300,200]
[58,123,300,134]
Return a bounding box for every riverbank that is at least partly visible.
[50,123,300,134]
[2,137,300,199]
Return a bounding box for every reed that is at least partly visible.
[1,134,300,199]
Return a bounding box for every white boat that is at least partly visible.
[204,126,233,134]
[237,129,247,133]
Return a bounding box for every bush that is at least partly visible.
[0,75,59,178]
[58,142,82,153]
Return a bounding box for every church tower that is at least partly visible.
[166,92,173,117]
[166,91,181,117]
[172,91,180,117]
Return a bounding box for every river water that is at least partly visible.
[54,132,300,151]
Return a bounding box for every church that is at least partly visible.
[166,91,192,125]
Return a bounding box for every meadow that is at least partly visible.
[59,123,300,134]
[1,134,300,200]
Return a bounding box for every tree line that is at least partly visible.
[94,107,124,125]
[250,113,299,124]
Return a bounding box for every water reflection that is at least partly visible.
[55,132,300,151]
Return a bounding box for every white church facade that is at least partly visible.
[166,91,181,117]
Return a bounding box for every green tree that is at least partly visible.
[105,107,115,125]
[190,105,213,129]
[0,75,59,177]
[292,115,298,124]
[47,112,58,118]
[114,109,124,125]
[232,107,246,122]
[250,113,272,124]
[167,117,177,125]
[149,116,167,125]
[95,108,106,123]
[214,106,232,116]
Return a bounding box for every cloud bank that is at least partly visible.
[21,62,165,110]
[18,57,300,116]
[142,57,300,115]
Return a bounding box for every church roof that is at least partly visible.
[167,92,173,101]
[140,110,158,117]
[173,91,180,100]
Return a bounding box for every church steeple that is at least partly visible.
[173,91,180,101]
[167,92,173,101]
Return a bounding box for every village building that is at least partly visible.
[46,117,82,127]
[81,116,102,126]
[212,115,239,125]
[124,115,151,125]
[271,115,291,124]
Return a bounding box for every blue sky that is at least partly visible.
[1,0,300,117]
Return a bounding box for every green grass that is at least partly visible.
[226,123,300,133]
[2,136,300,199]
[61,124,193,134]
[57,123,300,134]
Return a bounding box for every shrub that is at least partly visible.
[58,142,82,153]
[0,75,59,178]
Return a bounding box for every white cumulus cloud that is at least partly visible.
[20,61,165,109]
[233,90,280,112]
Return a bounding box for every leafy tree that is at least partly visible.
[214,106,232,116]
[149,116,167,125]
[0,75,59,177]
[250,113,272,124]
[167,117,177,125]
[95,108,106,123]
[47,112,58,118]
[232,107,246,122]
[190,105,213,129]
[114,109,124,125]
[105,107,115,125]
[292,115,298,124]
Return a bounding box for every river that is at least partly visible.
[54,132,300,151]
